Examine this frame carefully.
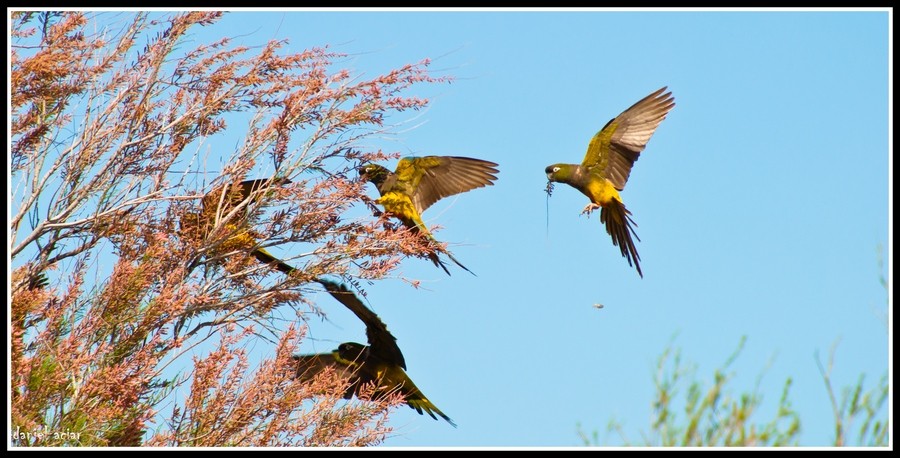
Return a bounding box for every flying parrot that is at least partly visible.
[545,87,675,278]
[358,156,499,275]
[294,279,456,426]
[180,177,295,275]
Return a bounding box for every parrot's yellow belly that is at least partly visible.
[584,178,622,206]
[376,192,430,236]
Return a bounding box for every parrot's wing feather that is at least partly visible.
[195,177,293,271]
[293,353,341,382]
[316,279,406,370]
[394,156,499,213]
[582,87,675,190]
[292,353,358,399]
[200,177,291,228]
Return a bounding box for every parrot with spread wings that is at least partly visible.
[545,87,675,278]
[359,156,499,275]
[294,279,456,426]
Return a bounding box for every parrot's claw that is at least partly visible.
[580,203,601,216]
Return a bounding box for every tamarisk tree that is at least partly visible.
[11,11,447,446]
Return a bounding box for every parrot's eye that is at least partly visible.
[552,166,560,173]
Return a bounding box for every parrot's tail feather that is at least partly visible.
[253,248,296,275]
[422,231,475,276]
[407,399,457,427]
[429,252,453,276]
[444,250,476,277]
[599,199,643,278]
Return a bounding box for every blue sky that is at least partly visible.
[25,9,890,447]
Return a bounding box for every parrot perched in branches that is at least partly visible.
[359,156,499,275]
[545,87,675,278]
[180,177,295,275]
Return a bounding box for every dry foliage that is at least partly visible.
[10,11,448,447]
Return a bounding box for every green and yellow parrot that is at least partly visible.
[180,177,295,275]
[294,279,456,426]
[545,87,675,278]
[359,156,499,275]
